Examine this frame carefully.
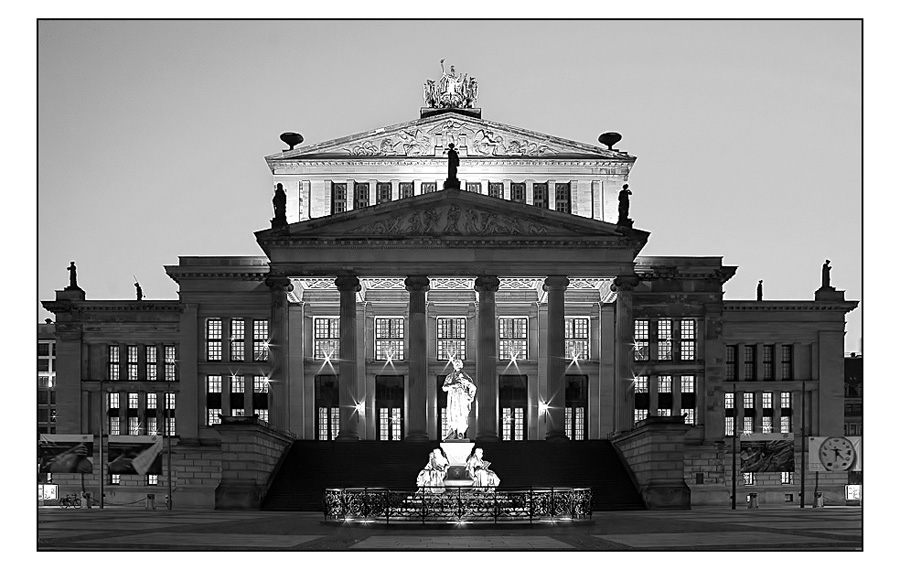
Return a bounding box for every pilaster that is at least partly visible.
[474,276,500,443]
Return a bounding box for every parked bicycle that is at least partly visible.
[59,493,82,509]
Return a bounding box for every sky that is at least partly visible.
[34,19,862,351]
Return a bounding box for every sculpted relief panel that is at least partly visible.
[347,205,552,237]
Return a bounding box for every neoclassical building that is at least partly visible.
[42,70,858,509]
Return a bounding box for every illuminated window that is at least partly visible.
[762,416,774,434]
[565,407,585,440]
[230,319,245,361]
[510,182,526,203]
[206,375,222,426]
[145,346,158,381]
[658,376,672,393]
[725,416,735,436]
[127,346,139,380]
[684,409,695,425]
[634,319,650,361]
[331,182,347,214]
[657,319,672,360]
[743,472,756,486]
[109,416,120,436]
[762,392,773,408]
[763,345,774,380]
[110,474,121,485]
[166,417,175,436]
[147,416,158,436]
[725,392,734,409]
[164,346,176,381]
[257,410,269,423]
[399,182,414,199]
[532,182,549,208]
[780,392,792,408]
[421,182,437,193]
[128,393,139,409]
[743,417,754,434]
[314,318,340,360]
[253,376,268,393]
[466,182,481,194]
[634,376,649,393]
[725,345,737,380]
[679,319,696,360]
[206,318,222,361]
[501,407,525,440]
[781,346,793,380]
[781,471,794,485]
[743,393,755,409]
[108,346,120,381]
[128,416,140,435]
[565,317,590,360]
[376,182,392,204]
[315,375,339,441]
[681,376,695,393]
[498,317,528,360]
[253,375,269,420]
[437,317,466,360]
[781,416,792,433]
[375,317,405,361]
[353,182,370,209]
[108,393,120,408]
[165,393,176,410]
[634,409,648,424]
[207,408,222,425]
[229,376,243,417]
[555,182,571,214]
[147,474,159,486]
[488,182,503,198]
[657,408,671,416]
[253,320,269,361]
[146,393,157,409]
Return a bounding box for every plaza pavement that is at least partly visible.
[35,504,863,551]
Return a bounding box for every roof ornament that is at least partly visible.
[424,59,478,110]
[280,132,304,151]
[598,132,622,150]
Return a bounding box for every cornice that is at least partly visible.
[271,158,633,171]
[724,301,859,312]
[263,237,644,249]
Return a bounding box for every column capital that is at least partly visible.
[474,275,500,293]
[334,275,361,292]
[264,275,294,292]
[612,275,640,292]
[542,275,570,292]
[404,275,431,292]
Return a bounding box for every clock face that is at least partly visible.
[818,437,856,471]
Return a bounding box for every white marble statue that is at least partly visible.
[465,447,500,488]
[416,448,450,492]
[442,358,476,440]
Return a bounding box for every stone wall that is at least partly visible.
[612,417,691,509]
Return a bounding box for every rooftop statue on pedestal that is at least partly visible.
[617,184,634,227]
[272,183,287,228]
[822,259,832,289]
[443,143,461,189]
[423,59,479,110]
[65,261,82,291]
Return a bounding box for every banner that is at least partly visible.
[808,436,862,472]
[108,435,163,475]
[38,434,94,474]
[740,433,795,473]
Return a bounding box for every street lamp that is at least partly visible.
[731,382,737,510]
[800,378,806,509]
[99,378,104,509]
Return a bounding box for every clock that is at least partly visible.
[818,436,856,471]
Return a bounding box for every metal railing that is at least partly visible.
[324,486,592,524]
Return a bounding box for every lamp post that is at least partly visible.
[731,382,737,510]
[166,375,173,511]
[800,379,806,509]
[99,378,104,509]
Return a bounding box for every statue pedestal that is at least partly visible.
[815,287,845,301]
[441,442,475,487]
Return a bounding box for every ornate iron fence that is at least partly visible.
[324,487,592,524]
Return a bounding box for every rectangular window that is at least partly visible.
[657,319,672,361]
[681,376,695,393]
[399,182,414,199]
[743,417,754,434]
[657,408,671,417]
[684,409,695,425]
[254,376,269,393]
[634,376,649,394]
[375,317,405,361]
[532,182,549,208]
[634,409,648,425]
[109,416,120,436]
[744,345,757,379]
[353,182,370,209]
[376,182,392,204]
[257,409,269,423]
[725,391,734,409]
[331,182,347,214]
[762,416,774,434]
[253,320,269,361]
[564,317,590,360]
[510,182,526,203]
[743,393,755,409]
[146,393,157,409]
[679,319,696,361]
[564,407,585,441]
[230,318,245,362]
[781,471,794,485]
[145,346,158,381]
[207,375,222,393]
[128,392,139,409]
[206,318,222,361]
[634,319,650,361]
[166,417,176,436]
[555,182,571,214]
[314,317,340,360]
[781,416,791,433]
[488,182,503,199]
[437,317,466,361]
[780,392,792,409]
[148,474,159,486]
[781,345,793,380]
[127,346,139,380]
[725,416,734,436]
[164,346,176,381]
[762,392,773,408]
[763,345,774,380]
[421,182,437,194]
[658,376,672,393]
[726,345,737,380]
[110,474,121,485]
[108,346,120,381]
[207,408,222,425]
[498,317,528,360]
[108,392,119,409]
[128,416,140,435]
[466,182,481,194]
[147,416,158,436]
[743,472,756,486]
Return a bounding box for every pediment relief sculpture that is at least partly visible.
[346,205,554,237]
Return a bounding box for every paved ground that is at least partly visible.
[35,505,863,551]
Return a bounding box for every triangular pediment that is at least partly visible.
[266,111,633,161]
[258,188,648,242]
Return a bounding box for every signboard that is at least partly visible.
[38,484,59,501]
[38,434,94,474]
[740,433,795,473]
[808,436,862,472]
[107,435,163,475]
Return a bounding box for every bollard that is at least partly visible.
[82,492,92,509]
[146,493,156,510]
[747,492,759,509]
[813,491,824,508]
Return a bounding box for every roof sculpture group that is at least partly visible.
[423,59,478,109]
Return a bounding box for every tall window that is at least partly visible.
[466,182,481,194]
[510,182,526,203]
[164,345,176,381]
[725,391,734,436]
[565,375,587,440]
[500,375,527,441]
[253,376,269,422]
[763,345,774,380]
[376,182,392,204]
[145,346,158,381]
[421,182,437,194]
[725,416,735,437]
[657,375,673,416]
[399,182,414,199]
[780,392,792,433]
[253,320,269,361]
[634,376,649,426]
[315,375,339,441]
[353,182,370,209]
[681,375,696,425]
[725,345,737,380]
[207,375,222,425]
[488,182,503,198]
[680,319,696,360]
[314,318,340,360]
[532,182,549,208]
[634,319,649,361]
[127,346,139,380]
[744,345,757,380]
[331,182,347,214]
[206,318,223,361]
[657,319,672,360]
[555,183,571,214]
[564,317,590,360]
[762,391,774,433]
[230,318,245,362]
[165,393,176,434]
[230,376,244,417]
[375,317,405,361]
[108,393,120,435]
[437,317,466,360]
[781,345,793,380]
[498,317,528,360]
[781,471,794,485]
[108,346,120,381]
[743,472,756,486]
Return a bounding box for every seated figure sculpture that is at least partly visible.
[465,447,500,488]
[416,448,450,493]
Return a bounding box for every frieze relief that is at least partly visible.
[347,205,553,236]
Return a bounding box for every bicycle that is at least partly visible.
[59,493,82,509]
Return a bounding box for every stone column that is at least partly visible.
[544,276,570,441]
[613,276,639,432]
[335,275,361,441]
[265,275,293,432]
[474,276,501,442]
[405,276,430,442]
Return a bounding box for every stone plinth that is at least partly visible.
[815,287,845,301]
[441,442,475,487]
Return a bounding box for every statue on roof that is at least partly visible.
[617,184,633,227]
[822,259,832,289]
[444,143,460,189]
[423,60,478,110]
[66,261,80,290]
[272,183,287,228]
